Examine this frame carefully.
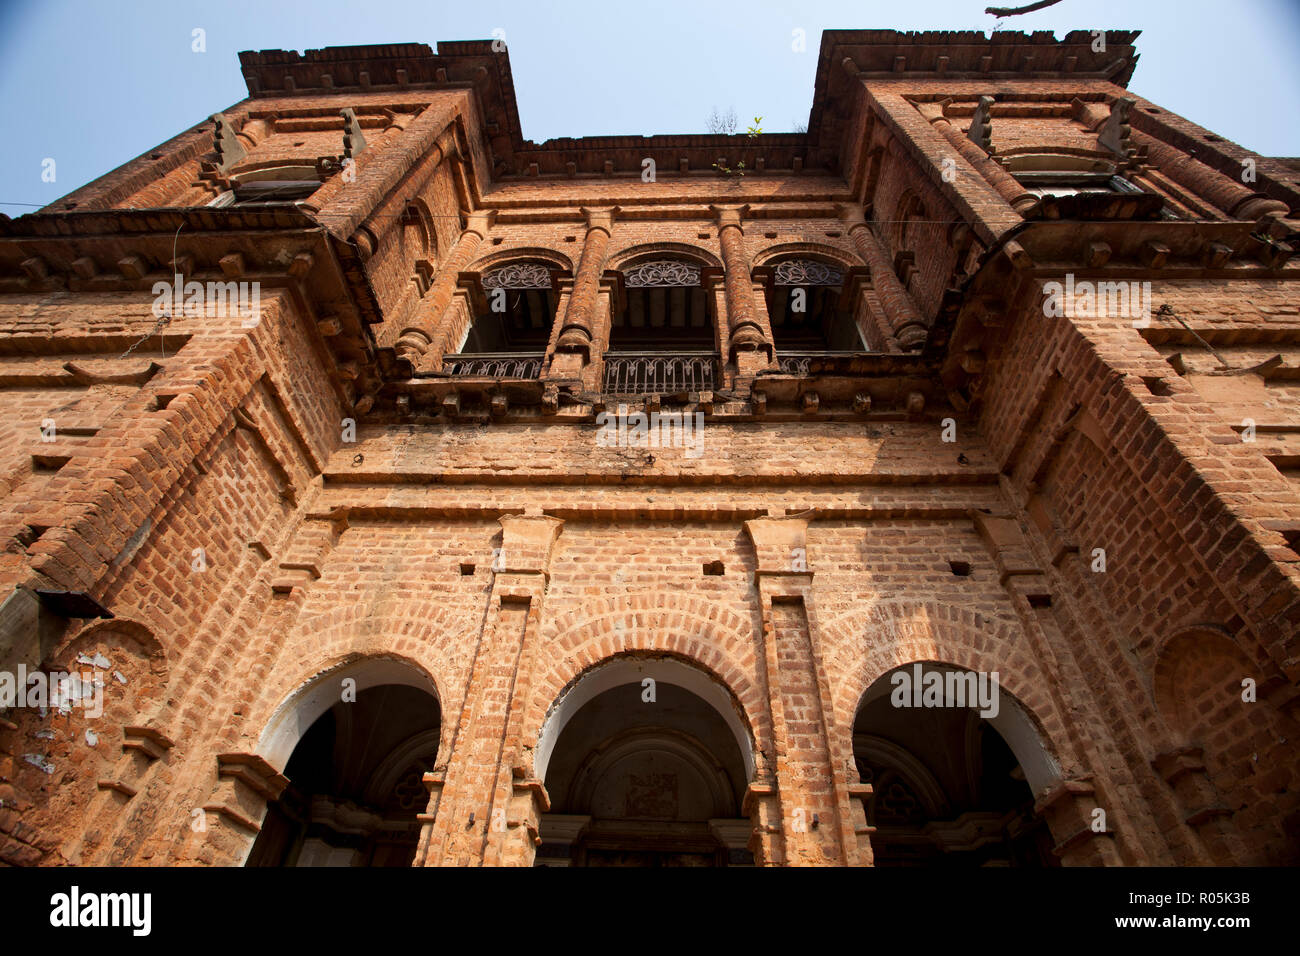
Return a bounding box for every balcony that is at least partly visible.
[602,351,719,396]
[442,352,544,379]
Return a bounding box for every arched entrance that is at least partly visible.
[247,659,441,867]
[853,663,1059,867]
[535,656,754,867]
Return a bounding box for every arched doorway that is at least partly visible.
[247,662,441,867]
[853,663,1059,867]
[535,656,754,867]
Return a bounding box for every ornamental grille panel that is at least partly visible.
[774,259,844,287]
[623,259,702,287]
[481,262,553,289]
[613,260,714,349]
[602,352,719,395]
[776,351,866,374]
[465,262,557,352]
[443,352,544,378]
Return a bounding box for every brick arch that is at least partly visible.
[467,246,575,274]
[239,600,472,767]
[49,615,167,672]
[1152,624,1300,863]
[891,189,927,249]
[1152,625,1256,742]
[532,651,759,787]
[752,242,857,272]
[254,651,445,774]
[401,198,436,260]
[1001,146,1116,166]
[606,241,722,271]
[524,592,766,766]
[47,616,170,729]
[819,600,1068,769]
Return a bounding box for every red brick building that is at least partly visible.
[0,29,1297,867]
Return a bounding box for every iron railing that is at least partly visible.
[602,351,719,395]
[776,351,867,375]
[442,352,544,379]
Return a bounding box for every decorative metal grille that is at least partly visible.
[777,351,863,375]
[774,259,843,286]
[602,352,718,394]
[481,262,552,289]
[443,352,544,378]
[623,259,702,288]
[778,354,816,375]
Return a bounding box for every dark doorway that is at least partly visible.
[853,668,1057,867]
[538,680,752,867]
[247,683,440,867]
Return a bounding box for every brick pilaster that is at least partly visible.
[745,513,870,865]
[419,510,562,866]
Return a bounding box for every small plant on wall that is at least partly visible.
[711,116,764,178]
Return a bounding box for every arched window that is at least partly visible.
[207,165,323,206]
[1006,153,1159,204]
[612,258,715,350]
[769,258,865,352]
[603,257,719,395]
[468,261,557,351]
[444,261,557,378]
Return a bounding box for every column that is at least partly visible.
[917,98,1037,213]
[712,205,772,379]
[551,207,616,379]
[839,203,929,349]
[1068,98,1290,222]
[1134,131,1289,221]
[394,209,496,369]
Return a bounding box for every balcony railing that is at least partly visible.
[442,352,544,379]
[776,351,868,375]
[602,351,719,395]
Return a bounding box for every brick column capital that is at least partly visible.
[744,513,813,579]
[496,511,565,579]
[710,204,750,230]
[463,209,497,238]
[838,202,869,231]
[579,206,618,235]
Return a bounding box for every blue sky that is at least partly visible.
[1,0,1297,211]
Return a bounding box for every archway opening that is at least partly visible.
[247,683,440,867]
[536,657,753,867]
[443,261,556,379]
[612,258,716,350]
[853,663,1058,867]
[604,258,719,395]
[767,258,864,353]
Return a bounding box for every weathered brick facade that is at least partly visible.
[0,30,1297,867]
